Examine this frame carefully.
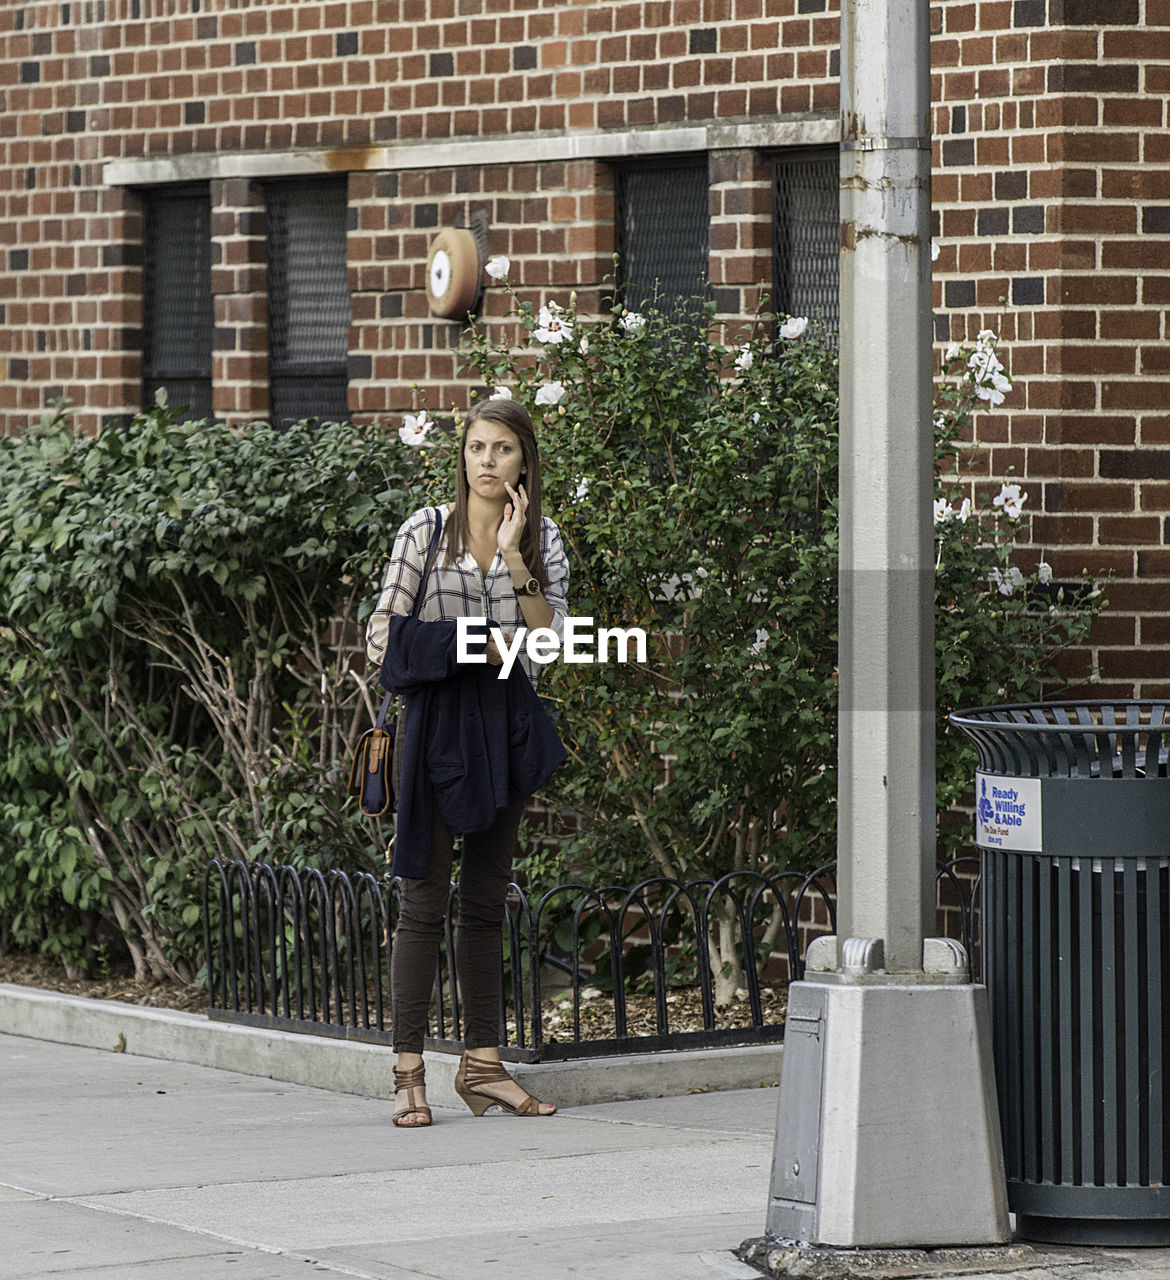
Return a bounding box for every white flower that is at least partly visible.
[968,347,1004,378]
[534,380,565,406]
[488,386,512,401]
[752,412,761,424]
[981,377,1013,408]
[1037,561,1053,585]
[534,303,573,345]
[779,315,808,340]
[957,497,972,524]
[988,566,1024,597]
[974,379,1009,408]
[484,255,510,280]
[992,482,1027,520]
[579,336,590,355]
[735,345,753,371]
[399,410,433,446]
[931,241,940,262]
[976,328,998,346]
[574,477,590,500]
[751,628,770,655]
[934,498,954,525]
[621,312,646,333]
[967,337,1012,407]
[944,342,962,362]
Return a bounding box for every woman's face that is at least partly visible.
[463,420,524,501]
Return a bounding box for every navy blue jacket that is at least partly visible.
[378,614,566,879]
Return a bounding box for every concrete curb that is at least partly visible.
[0,982,783,1107]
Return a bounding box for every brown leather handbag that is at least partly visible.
[347,509,444,817]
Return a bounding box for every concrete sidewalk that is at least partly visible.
[1,1029,772,1279]
[3,1011,1170,1280]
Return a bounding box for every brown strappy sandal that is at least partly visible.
[392,1063,432,1128]
[453,1052,556,1117]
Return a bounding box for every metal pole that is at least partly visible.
[836,0,934,973]
[759,0,1010,1248]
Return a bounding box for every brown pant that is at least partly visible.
[390,795,526,1053]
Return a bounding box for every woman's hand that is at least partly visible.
[484,633,511,666]
[497,482,527,559]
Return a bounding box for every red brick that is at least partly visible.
[1095,314,1157,350]
[1099,516,1163,545]
[1103,241,1167,270]
[1047,548,1133,577]
[1088,615,1138,647]
[1141,617,1170,645]
[1102,381,1170,411]
[1102,169,1170,201]
[1141,346,1170,375]
[1143,278,1170,306]
[1051,482,1137,513]
[1030,168,1098,200]
[1104,30,1170,59]
[1103,98,1164,129]
[1026,380,1098,411]
[1140,483,1170,511]
[1030,514,1095,544]
[1044,414,1135,446]
[1057,275,1138,305]
[1099,649,1170,681]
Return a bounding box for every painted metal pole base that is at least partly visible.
[766,965,1010,1248]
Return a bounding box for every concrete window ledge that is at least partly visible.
[102,119,839,187]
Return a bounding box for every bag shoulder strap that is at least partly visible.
[374,507,445,727]
[409,506,445,621]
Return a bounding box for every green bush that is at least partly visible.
[0,312,1099,990]
[0,403,418,979]
[449,291,1099,996]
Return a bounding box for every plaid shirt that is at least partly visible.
[366,504,570,687]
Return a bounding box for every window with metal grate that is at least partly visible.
[614,155,709,319]
[266,178,350,427]
[773,148,839,338]
[142,185,213,421]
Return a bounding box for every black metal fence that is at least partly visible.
[203,856,980,1061]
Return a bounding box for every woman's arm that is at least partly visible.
[503,554,555,631]
[509,515,569,634]
[365,509,431,666]
[498,485,567,633]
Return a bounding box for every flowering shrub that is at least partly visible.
[423,289,1101,908]
[931,331,1101,847]
[0,406,417,977]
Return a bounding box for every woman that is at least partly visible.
[366,397,569,1127]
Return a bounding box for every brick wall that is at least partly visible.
[1,0,830,433]
[1,0,1168,692]
[930,0,1170,698]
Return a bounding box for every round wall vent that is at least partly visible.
[425,227,480,319]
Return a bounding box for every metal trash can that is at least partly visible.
[950,701,1169,1246]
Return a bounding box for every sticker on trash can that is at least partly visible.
[975,772,1042,851]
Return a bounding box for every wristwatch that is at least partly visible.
[514,577,541,596]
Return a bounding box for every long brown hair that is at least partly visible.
[446,397,550,591]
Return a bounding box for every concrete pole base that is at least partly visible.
[765,972,1010,1248]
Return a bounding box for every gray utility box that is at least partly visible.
[950,701,1169,1246]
